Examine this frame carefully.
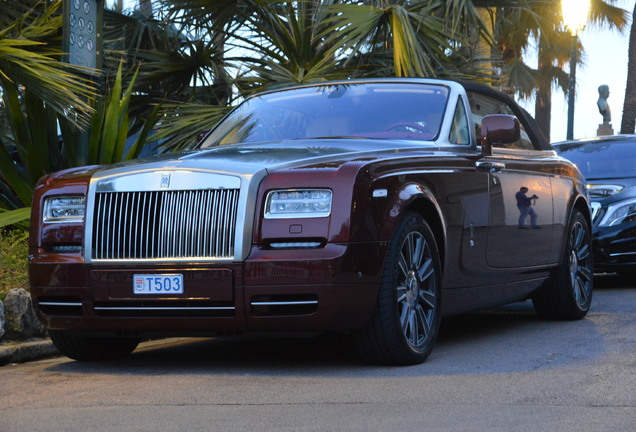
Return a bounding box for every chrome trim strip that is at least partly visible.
[250,301,319,306]
[95,170,241,192]
[39,302,83,307]
[264,213,331,220]
[609,252,636,257]
[492,148,558,158]
[42,217,85,224]
[376,169,456,180]
[91,257,235,263]
[94,306,236,311]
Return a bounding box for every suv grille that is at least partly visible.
[91,189,240,260]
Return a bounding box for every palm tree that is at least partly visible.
[150,0,497,151]
[0,0,96,207]
[493,0,627,140]
[0,1,161,209]
[0,1,95,124]
[620,3,636,134]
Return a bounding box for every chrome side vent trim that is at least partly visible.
[91,189,240,260]
[250,295,319,316]
[93,300,235,318]
[37,298,83,316]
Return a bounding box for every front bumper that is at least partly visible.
[593,220,636,272]
[29,243,385,337]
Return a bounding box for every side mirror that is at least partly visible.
[480,114,520,156]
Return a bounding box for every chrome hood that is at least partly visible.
[185,139,432,169]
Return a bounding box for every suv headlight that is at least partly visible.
[598,197,636,227]
[264,189,332,219]
[43,195,86,223]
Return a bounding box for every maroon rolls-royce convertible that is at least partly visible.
[29,79,593,365]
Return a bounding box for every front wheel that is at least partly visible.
[355,212,442,365]
[49,330,140,361]
[532,208,593,320]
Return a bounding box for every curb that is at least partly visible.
[0,338,59,366]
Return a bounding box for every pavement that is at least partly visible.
[0,337,191,366]
[0,337,58,366]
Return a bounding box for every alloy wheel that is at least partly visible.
[395,231,437,349]
[569,220,593,309]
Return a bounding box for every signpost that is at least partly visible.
[62,0,103,165]
[63,0,103,71]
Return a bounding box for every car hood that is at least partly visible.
[181,139,436,170]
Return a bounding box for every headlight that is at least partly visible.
[265,189,332,219]
[43,195,86,223]
[598,197,636,227]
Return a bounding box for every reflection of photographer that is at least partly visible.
[516,186,539,229]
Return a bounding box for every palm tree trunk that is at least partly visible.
[212,31,230,106]
[621,4,636,134]
[534,35,552,141]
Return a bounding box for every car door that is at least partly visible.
[468,90,554,268]
[445,96,493,284]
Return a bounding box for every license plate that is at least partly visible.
[133,274,184,295]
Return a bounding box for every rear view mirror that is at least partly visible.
[480,115,520,156]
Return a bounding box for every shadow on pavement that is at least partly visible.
[43,297,603,377]
[41,273,632,377]
[594,272,635,290]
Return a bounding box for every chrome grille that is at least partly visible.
[91,189,240,260]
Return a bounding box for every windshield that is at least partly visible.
[555,140,636,179]
[199,83,449,148]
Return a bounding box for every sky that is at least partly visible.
[520,0,635,143]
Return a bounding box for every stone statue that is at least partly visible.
[597,84,611,123]
[596,84,614,136]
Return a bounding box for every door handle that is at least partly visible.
[476,161,506,173]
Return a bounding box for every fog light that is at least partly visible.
[269,242,322,249]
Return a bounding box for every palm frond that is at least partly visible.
[152,103,231,152]
[0,2,96,127]
[0,207,31,230]
[589,0,629,32]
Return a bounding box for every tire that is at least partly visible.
[532,208,593,320]
[49,330,140,361]
[355,212,442,365]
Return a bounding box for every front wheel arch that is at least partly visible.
[378,183,446,271]
[406,198,446,272]
[574,196,593,232]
